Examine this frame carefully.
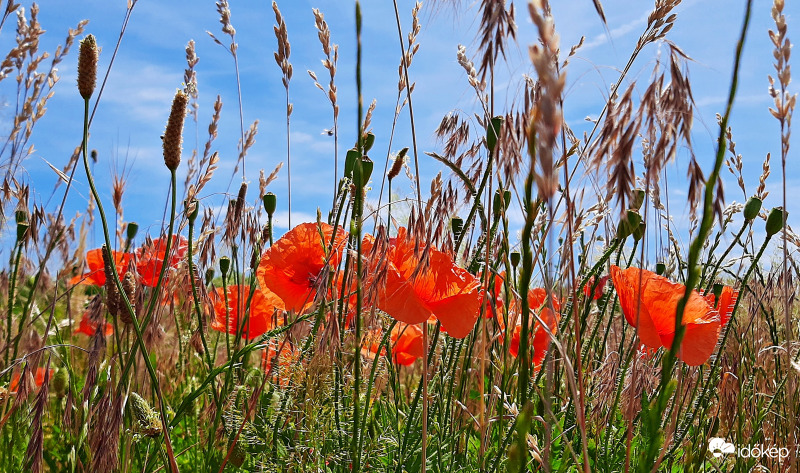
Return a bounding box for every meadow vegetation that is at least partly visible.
[0,0,797,471]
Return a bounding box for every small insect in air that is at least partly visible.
[321,128,334,136]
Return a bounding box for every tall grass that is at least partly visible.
[0,0,797,472]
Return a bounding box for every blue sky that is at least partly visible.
[3,0,796,254]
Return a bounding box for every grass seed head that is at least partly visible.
[77,34,98,99]
[163,89,188,171]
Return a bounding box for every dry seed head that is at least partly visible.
[101,245,120,317]
[77,34,98,99]
[120,272,136,325]
[163,89,188,171]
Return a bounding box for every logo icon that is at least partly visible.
[709,437,736,458]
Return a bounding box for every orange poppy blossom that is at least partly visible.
[609,265,721,366]
[256,222,348,313]
[9,367,53,393]
[69,248,132,286]
[362,323,425,366]
[135,235,189,287]
[583,274,610,301]
[361,227,482,339]
[75,310,114,337]
[482,271,507,319]
[496,287,560,371]
[210,285,285,339]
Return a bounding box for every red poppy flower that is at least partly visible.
[508,307,559,371]
[135,236,189,287]
[362,228,482,339]
[717,286,738,327]
[495,287,560,371]
[583,275,610,300]
[69,248,132,286]
[210,285,284,339]
[483,271,507,318]
[10,367,53,393]
[609,265,721,366]
[256,222,348,313]
[75,310,114,337]
[363,323,425,366]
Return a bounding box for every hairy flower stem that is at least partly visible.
[4,242,22,367]
[644,2,752,471]
[79,97,179,473]
[351,4,364,470]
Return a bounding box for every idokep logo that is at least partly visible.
[709,438,736,458]
[708,437,791,461]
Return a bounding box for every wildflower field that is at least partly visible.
[0,0,798,471]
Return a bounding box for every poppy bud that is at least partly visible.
[766,207,787,237]
[630,189,645,211]
[126,222,139,242]
[655,262,666,276]
[451,216,464,239]
[263,192,277,217]
[77,35,98,100]
[743,197,762,221]
[186,199,199,224]
[510,251,521,269]
[219,256,231,277]
[205,268,215,285]
[362,132,375,153]
[353,156,373,189]
[493,189,511,220]
[486,116,504,153]
[344,149,360,179]
[616,210,642,241]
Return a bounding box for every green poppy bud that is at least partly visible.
[743,197,762,221]
[766,207,787,237]
[486,116,504,153]
[126,222,139,242]
[510,251,521,268]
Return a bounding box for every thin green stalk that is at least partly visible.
[5,241,22,366]
[643,3,752,470]
[79,95,179,473]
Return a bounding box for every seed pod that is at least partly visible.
[510,251,521,269]
[162,90,188,171]
[126,222,139,242]
[101,245,120,317]
[219,256,231,277]
[77,35,98,99]
[120,272,137,325]
[263,192,277,216]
